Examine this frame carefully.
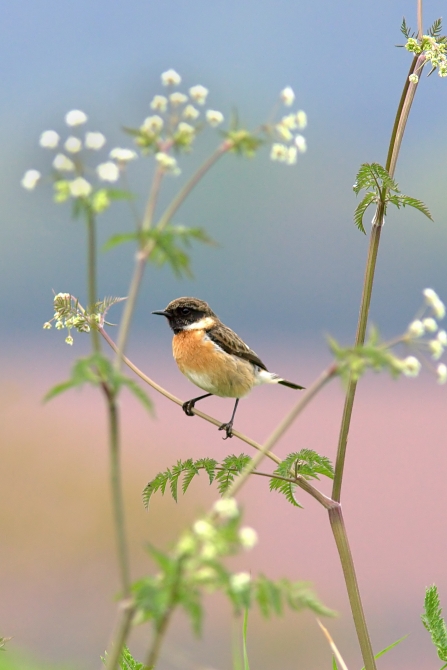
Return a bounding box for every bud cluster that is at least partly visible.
[43,293,95,345]
[406,34,447,79]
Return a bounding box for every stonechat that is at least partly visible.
[153,297,305,439]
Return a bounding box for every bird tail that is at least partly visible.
[278,379,305,390]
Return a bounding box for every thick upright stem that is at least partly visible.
[332,54,424,502]
[106,391,131,597]
[329,506,376,670]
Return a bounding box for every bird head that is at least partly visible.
[152,297,216,333]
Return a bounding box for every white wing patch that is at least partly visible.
[254,368,282,386]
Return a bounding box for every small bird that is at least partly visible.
[152,297,305,439]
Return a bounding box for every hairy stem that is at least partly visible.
[329,505,376,670]
[332,53,425,503]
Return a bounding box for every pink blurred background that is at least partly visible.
[1,339,446,669]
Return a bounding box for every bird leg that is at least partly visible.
[182,393,213,416]
[218,398,240,440]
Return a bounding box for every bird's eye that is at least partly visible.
[180,307,190,315]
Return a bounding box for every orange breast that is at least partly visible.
[172,330,255,398]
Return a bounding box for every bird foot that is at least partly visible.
[182,400,196,416]
[218,422,234,439]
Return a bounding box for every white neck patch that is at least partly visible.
[183,316,215,331]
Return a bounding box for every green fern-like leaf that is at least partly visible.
[269,477,301,507]
[428,18,443,38]
[275,450,334,481]
[216,454,252,495]
[422,584,447,664]
[119,646,144,670]
[354,192,377,234]
[388,194,433,220]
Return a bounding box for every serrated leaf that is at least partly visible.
[422,584,447,663]
[119,646,144,670]
[398,195,433,221]
[354,192,377,234]
[428,18,443,38]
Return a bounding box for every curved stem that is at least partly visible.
[332,53,425,503]
[104,599,135,670]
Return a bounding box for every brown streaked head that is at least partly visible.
[152,297,217,333]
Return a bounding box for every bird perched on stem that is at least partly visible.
[153,297,305,439]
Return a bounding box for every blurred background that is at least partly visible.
[1,0,447,668]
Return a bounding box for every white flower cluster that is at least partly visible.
[21,110,137,211]
[404,289,447,384]
[270,87,307,166]
[406,35,447,78]
[43,292,95,345]
[135,70,224,176]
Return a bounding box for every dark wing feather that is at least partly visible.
[207,324,269,371]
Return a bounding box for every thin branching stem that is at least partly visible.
[332,53,425,503]
[86,210,101,353]
[112,141,232,371]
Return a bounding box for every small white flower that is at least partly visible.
[177,121,195,135]
[64,136,82,153]
[39,130,60,148]
[409,73,419,83]
[53,154,75,171]
[96,162,120,182]
[54,292,70,300]
[423,288,446,319]
[280,86,295,106]
[205,110,224,127]
[183,104,200,120]
[270,143,288,162]
[65,335,74,345]
[402,356,421,377]
[141,115,164,134]
[429,339,444,360]
[239,527,258,549]
[212,498,239,519]
[109,147,138,162]
[286,146,298,165]
[189,85,209,105]
[155,152,180,175]
[161,69,181,86]
[296,110,308,129]
[169,92,188,106]
[43,322,52,329]
[201,542,218,560]
[230,572,251,592]
[422,317,438,333]
[437,330,447,345]
[150,95,168,112]
[408,320,425,338]
[276,123,293,142]
[68,177,92,198]
[281,114,297,130]
[193,520,214,538]
[85,132,106,150]
[65,110,88,126]
[436,363,447,385]
[21,169,41,190]
[295,135,307,153]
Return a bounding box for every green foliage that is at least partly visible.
[143,454,251,507]
[353,162,432,233]
[428,18,444,40]
[400,17,415,40]
[118,647,143,670]
[360,635,408,669]
[328,327,411,384]
[422,584,447,668]
[104,225,215,278]
[133,512,335,641]
[269,449,334,507]
[226,129,264,158]
[44,353,152,413]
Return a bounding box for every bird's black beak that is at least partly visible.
[152,310,169,317]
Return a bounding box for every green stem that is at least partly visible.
[332,53,425,503]
[105,599,135,670]
[105,389,131,597]
[329,505,376,670]
[86,210,101,352]
[225,364,337,499]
